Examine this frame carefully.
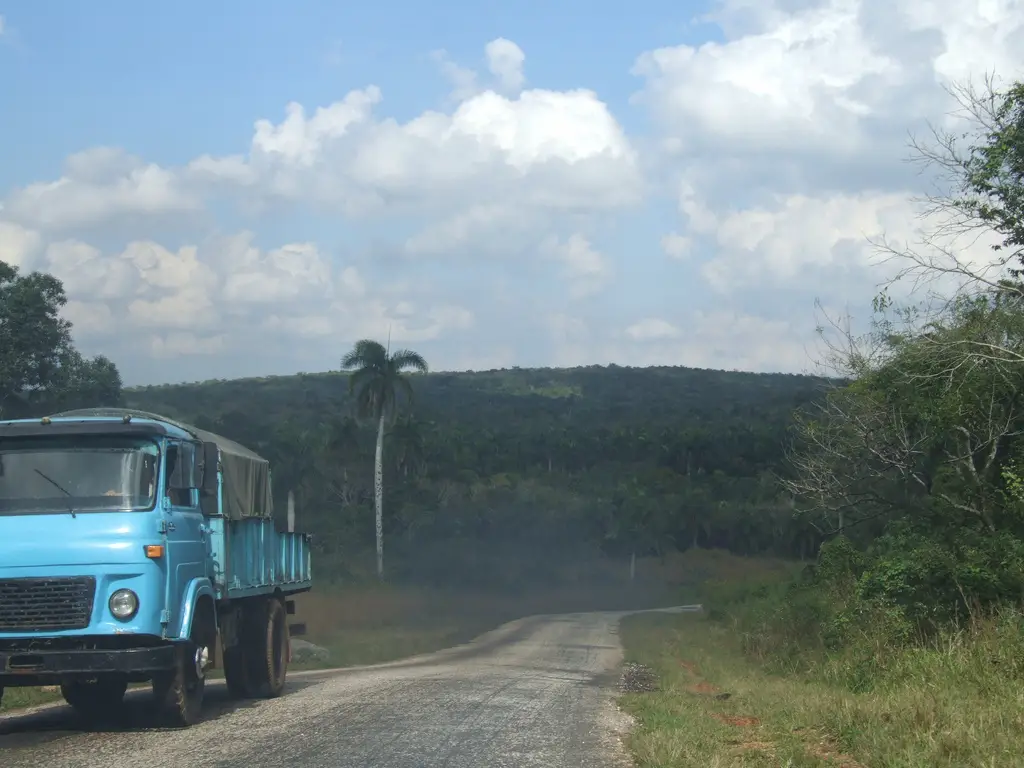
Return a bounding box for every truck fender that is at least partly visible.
[177,578,219,641]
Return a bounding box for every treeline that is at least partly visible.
[126,365,829,584]
[719,77,1024,665]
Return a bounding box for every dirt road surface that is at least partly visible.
[0,607,697,768]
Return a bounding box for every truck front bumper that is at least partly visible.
[0,645,177,686]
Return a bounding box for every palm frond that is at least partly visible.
[389,349,428,374]
[341,339,388,371]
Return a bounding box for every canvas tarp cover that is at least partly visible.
[191,426,273,520]
[49,408,273,520]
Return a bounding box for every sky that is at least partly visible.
[0,0,1022,386]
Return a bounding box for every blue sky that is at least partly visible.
[0,0,1020,384]
[1,0,713,173]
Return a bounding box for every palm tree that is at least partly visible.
[341,339,428,579]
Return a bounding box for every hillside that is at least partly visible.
[124,364,829,585]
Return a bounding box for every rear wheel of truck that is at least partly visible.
[60,676,128,718]
[248,597,289,698]
[222,644,251,698]
[154,613,213,726]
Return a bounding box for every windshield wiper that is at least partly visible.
[33,468,77,518]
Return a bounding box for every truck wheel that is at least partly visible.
[60,676,128,717]
[248,598,289,698]
[222,644,251,698]
[154,616,211,727]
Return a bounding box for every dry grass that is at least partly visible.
[620,611,1024,767]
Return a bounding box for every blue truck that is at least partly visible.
[0,408,312,726]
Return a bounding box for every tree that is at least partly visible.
[781,74,1024,619]
[341,339,428,578]
[0,260,122,417]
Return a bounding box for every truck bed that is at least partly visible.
[211,516,312,600]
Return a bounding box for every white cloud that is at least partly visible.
[549,309,819,373]
[1,40,640,241]
[633,0,1024,208]
[45,240,137,299]
[63,301,116,339]
[2,14,1023,382]
[660,232,691,260]
[150,332,227,359]
[543,234,611,299]
[633,0,897,155]
[486,38,526,93]
[625,318,682,340]
[0,222,41,269]
[221,237,331,305]
[630,0,1023,367]
[4,149,200,232]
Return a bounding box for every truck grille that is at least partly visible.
[0,577,96,632]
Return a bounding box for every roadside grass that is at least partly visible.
[620,596,1024,767]
[1,686,62,713]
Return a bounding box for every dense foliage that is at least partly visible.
[125,365,828,584]
[0,260,122,418]
[733,77,1024,666]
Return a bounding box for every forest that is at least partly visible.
[123,363,829,586]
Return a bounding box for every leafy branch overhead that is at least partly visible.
[0,260,122,419]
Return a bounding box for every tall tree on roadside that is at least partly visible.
[341,339,428,578]
[0,260,122,417]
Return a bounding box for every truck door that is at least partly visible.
[163,440,207,637]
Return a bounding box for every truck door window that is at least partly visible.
[165,442,197,507]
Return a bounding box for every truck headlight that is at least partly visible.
[109,589,139,620]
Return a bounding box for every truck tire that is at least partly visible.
[153,613,212,726]
[60,676,128,717]
[222,644,251,698]
[247,597,289,698]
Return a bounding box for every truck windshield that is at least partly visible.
[0,435,159,515]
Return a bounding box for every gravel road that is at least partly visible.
[0,607,697,768]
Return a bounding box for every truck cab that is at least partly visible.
[0,409,312,726]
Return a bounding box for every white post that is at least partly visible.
[287,490,295,533]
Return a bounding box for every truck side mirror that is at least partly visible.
[200,442,219,497]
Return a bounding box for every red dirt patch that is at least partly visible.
[713,713,761,727]
[687,680,722,694]
[808,743,867,768]
[735,741,774,754]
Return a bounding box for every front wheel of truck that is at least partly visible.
[154,615,212,727]
[61,676,128,718]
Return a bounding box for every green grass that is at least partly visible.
[619,609,1024,767]
[1,686,62,713]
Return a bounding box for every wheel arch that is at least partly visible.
[177,578,219,641]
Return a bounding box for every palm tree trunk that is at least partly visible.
[375,412,386,579]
